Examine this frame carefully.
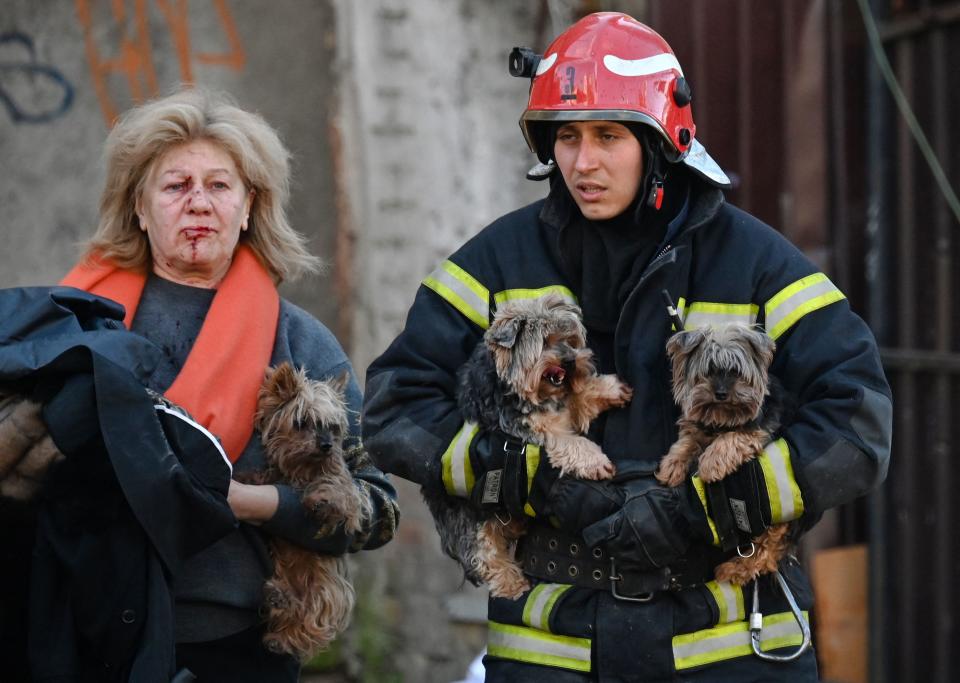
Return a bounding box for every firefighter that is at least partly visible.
[363,12,891,682]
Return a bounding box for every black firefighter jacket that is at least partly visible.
[363,180,893,680]
[0,287,236,682]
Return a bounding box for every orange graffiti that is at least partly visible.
[75,0,246,125]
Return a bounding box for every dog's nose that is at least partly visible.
[317,434,334,453]
[714,389,729,401]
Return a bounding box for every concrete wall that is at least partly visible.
[0,0,340,327]
[333,2,554,680]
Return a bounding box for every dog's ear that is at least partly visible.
[488,316,525,349]
[665,328,706,361]
[746,327,776,367]
[263,362,303,401]
[541,293,583,320]
[327,370,351,397]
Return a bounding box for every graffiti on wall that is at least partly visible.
[0,32,75,124]
[74,0,246,125]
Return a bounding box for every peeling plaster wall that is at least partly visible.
[333,2,554,680]
[335,1,550,375]
[0,0,339,328]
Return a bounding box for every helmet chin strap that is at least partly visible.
[628,124,668,212]
[645,139,668,211]
[647,175,665,210]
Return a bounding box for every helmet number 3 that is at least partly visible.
[561,66,577,100]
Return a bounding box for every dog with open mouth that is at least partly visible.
[422,293,632,599]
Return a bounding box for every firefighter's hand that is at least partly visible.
[578,475,714,570]
[465,429,548,516]
[694,458,771,551]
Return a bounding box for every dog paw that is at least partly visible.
[612,381,633,406]
[714,558,759,586]
[488,569,531,601]
[571,448,617,481]
[696,456,736,483]
[584,455,616,480]
[596,375,633,408]
[655,458,687,487]
[308,498,342,523]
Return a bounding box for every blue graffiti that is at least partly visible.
[0,31,74,124]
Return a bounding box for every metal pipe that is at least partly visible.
[878,2,960,40]
[930,24,953,683]
[828,0,851,294]
[893,34,919,683]
[865,0,894,680]
[880,347,960,371]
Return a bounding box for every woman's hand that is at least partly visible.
[227,480,279,524]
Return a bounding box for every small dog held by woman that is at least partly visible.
[656,322,793,585]
[250,363,369,659]
[423,294,632,599]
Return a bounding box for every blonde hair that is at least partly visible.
[86,87,321,282]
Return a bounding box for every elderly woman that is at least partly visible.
[57,88,399,680]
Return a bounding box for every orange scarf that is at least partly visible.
[60,244,280,462]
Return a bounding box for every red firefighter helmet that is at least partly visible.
[515,12,730,187]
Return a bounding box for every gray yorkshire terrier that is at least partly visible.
[656,323,793,585]
[248,362,370,660]
[423,294,633,599]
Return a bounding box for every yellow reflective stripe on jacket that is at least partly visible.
[764,273,846,340]
[423,260,490,329]
[676,298,759,330]
[523,444,542,517]
[488,621,591,673]
[441,422,479,497]
[493,285,577,307]
[704,581,745,624]
[758,438,804,523]
[522,583,572,631]
[691,475,721,546]
[673,611,810,670]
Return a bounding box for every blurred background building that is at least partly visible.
[1,1,957,681]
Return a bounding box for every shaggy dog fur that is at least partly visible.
[656,323,793,585]
[0,391,64,501]
[249,363,369,660]
[423,294,632,599]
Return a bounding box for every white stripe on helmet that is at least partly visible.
[603,53,683,77]
[536,52,557,76]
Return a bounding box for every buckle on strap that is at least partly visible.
[518,526,717,596]
[609,558,654,602]
[606,558,679,600]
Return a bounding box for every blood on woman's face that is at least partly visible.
[137,139,253,288]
